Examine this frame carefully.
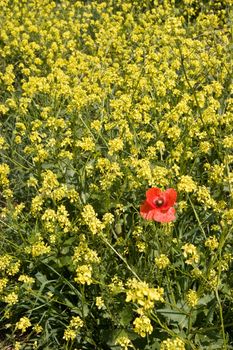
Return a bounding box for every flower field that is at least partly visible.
[0,0,233,349]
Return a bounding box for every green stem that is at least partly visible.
[101,235,142,281]
[188,196,206,239]
[225,159,233,206]
[214,226,233,349]
[215,288,227,349]
[151,311,198,350]
[0,218,26,246]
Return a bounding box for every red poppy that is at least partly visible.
[140,187,177,223]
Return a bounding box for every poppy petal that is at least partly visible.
[163,188,177,209]
[140,187,177,223]
[145,187,162,207]
[140,200,153,219]
[152,207,176,223]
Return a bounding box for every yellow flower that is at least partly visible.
[205,236,219,250]
[108,137,124,155]
[31,241,51,257]
[69,316,84,329]
[4,292,19,305]
[74,265,93,285]
[136,241,146,252]
[199,141,212,154]
[33,324,43,334]
[207,269,218,290]
[108,276,125,294]
[196,186,216,209]
[0,254,12,271]
[96,296,105,310]
[182,243,199,265]
[63,328,77,341]
[18,275,35,285]
[186,289,199,307]
[73,240,100,265]
[126,278,164,313]
[7,260,20,276]
[133,315,153,337]
[15,316,31,333]
[209,164,225,184]
[160,338,185,350]
[0,277,8,293]
[0,163,10,187]
[81,204,103,235]
[155,254,170,269]
[14,342,21,350]
[222,209,233,225]
[76,136,95,152]
[31,195,44,215]
[178,175,197,193]
[63,316,83,341]
[39,170,59,196]
[223,135,233,149]
[0,136,6,150]
[115,336,133,349]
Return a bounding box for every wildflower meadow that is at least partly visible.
[0,0,233,349]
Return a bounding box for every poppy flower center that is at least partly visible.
[154,198,164,207]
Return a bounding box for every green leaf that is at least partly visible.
[119,306,133,326]
[157,307,189,328]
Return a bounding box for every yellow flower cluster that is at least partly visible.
[108,138,124,156]
[81,204,103,235]
[186,289,199,307]
[133,315,153,338]
[0,136,7,151]
[63,316,84,341]
[15,316,31,333]
[207,269,219,290]
[0,277,8,293]
[115,336,133,350]
[81,204,114,235]
[73,237,100,285]
[160,338,186,350]
[0,255,20,275]
[223,135,233,149]
[95,296,105,310]
[14,341,21,350]
[222,209,233,225]
[31,171,79,218]
[73,240,100,265]
[196,186,216,209]
[32,324,42,335]
[126,278,164,315]
[155,254,170,270]
[0,163,12,198]
[178,176,197,193]
[18,275,35,285]
[182,244,200,265]
[209,164,225,184]
[76,137,95,152]
[4,292,18,305]
[30,240,51,257]
[0,254,12,271]
[96,158,123,189]
[221,253,233,271]
[42,204,71,234]
[108,276,125,295]
[132,226,146,252]
[205,236,219,251]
